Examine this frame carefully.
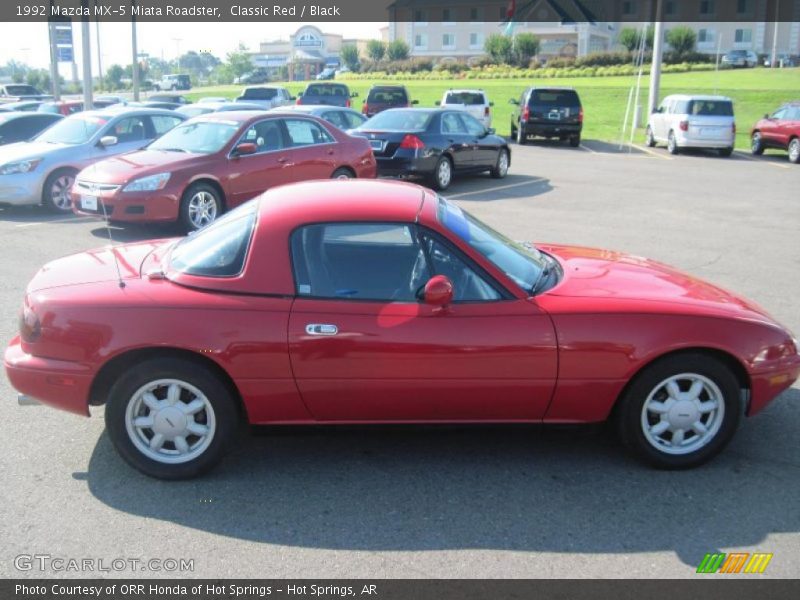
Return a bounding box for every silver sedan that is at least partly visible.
[0,106,185,212]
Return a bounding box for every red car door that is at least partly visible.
[280,117,338,180]
[761,106,787,148]
[226,118,295,208]
[780,106,800,149]
[286,222,557,422]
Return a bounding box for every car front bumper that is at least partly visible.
[749,352,800,415]
[0,171,44,206]
[71,186,181,223]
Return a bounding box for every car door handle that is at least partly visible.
[305,323,338,336]
[278,157,295,167]
[326,148,335,155]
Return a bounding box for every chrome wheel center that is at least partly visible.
[152,406,188,436]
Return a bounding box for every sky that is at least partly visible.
[0,22,386,76]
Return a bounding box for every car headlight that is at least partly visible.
[122,172,171,193]
[0,158,42,175]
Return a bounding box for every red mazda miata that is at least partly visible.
[5,180,799,479]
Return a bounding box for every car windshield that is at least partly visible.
[177,106,213,118]
[359,110,431,132]
[437,197,547,293]
[169,202,257,277]
[688,100,733,116]
[444,92,485,105]
[149,120,239,154]
[305,84,348,97]
[241,88,277,100]
[5,85,39,96]
[367,88,408,104]
[529,90,580,108]
[33,114,107,144]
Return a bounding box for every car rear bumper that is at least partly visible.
[675,133,735,149]
[71,188,181,223]
[375,153,438,177]
[522,122,581,137]
[4,335,92,417]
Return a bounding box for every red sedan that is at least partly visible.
[751,101,800,163]
[6,180,799,479]
[71,111,376,231]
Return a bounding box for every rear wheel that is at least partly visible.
[179,182,222,232]
[490,149,509,179]
[42,169,77,212]
[616,353,742,469]
[331,167,354,179]
[105,357,239,479]
[568,135,581,148]
[645,126,657,147]
[515,123,527,145]
[789,138,800,164]
[750,131,764,155]
[667,130,679,155]
[718,147,734,158]
[430,155,453,191]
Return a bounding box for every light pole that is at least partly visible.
[131,0,140,100]
[647,0,664,116]
[770,0,780,67]
[95,1,103,91]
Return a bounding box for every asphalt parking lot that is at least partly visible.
[1,141,798,579]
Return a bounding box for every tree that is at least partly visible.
[386,39,410,61]
[484,34,513,65]
[619,26,655,52]
[226,43,253,79]
[105,64,124,90]
[341,44,360,72]
[666,26,696,57]
[513,33,540,67]
[366,40,386,62]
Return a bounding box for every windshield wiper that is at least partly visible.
[157,147,187,153]
[530,257,554,295]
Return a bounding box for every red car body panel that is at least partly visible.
[751,103,800,154]
[70,111,377,224]
[6,181,800,425]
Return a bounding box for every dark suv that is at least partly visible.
[362,85,417,118]
[510,87,583,147]
[297,82,356,108]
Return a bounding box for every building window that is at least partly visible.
[442,33,456,49]
[622,1,636,16]
[414,33,428,49]
[469,32,483,49]
[469,7,482,21]
[442,8,454,23]
[664,1,676,15]
[413,9,426,24]
[734,29,752,43]
[698,29,714,43]
[499,6,507,20]
[699,0,714,15]
[737,0,749,13]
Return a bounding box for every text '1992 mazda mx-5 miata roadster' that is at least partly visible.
[5,180,799,479]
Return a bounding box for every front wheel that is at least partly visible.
[751,131,764,155]
[105,357,239,479]
[42,169,77,212]
[490,149,509,179]
[331,167,354,179]
[788,138,800,164]
[616,353,741,469]
[179,182,222,232]
[430,155,453,191]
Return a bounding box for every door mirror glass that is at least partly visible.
[509,98,519,105]
[351,92,359,98]
[99,135,118,147]
[411,99,419,105]
[486,127,496,135]
[233,142,257,156]
[424,275,454,307]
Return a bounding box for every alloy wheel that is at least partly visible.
[437,158,452,188]
[187,191,218,229]
[50,174,74,211]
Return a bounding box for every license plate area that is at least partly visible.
[369,139,386,152]
[80,195,98,211]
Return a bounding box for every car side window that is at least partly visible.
[418,231,502,302]
[241,119,285,153]
[110,116,147,142]
[344,112,366,129]
[150,115,183,136]
[284,119,334,147]
[460,113,486,136]
[441,112,467,134]
[291,223,423,302]
[322,111,346,129]
[771,108,788,120]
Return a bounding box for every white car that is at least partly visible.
[438,89,493,129]
[645,94,736,157]
[234,86,294,110]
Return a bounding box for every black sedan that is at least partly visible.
[350,108,510,190]
[269,104,367,130]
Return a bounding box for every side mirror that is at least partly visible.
[351,92,359,98]
[434,100,441,106]
[489,102,494,107]
[98,135,118,147]
[297,91,303,97]
[764,113,770,119]
[233,142,257,156]
[509,99,519,105]
[289,96,296,101]
[486,127,496,135]
[423,275,454,307]
[411,99,419,105]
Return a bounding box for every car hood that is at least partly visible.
[78,149,202,184]
[27,239,174,292]
[540,243,775,322]
[0,140,66,163]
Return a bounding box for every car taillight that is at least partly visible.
[732,122,736,134]
[679,120,689,131]
[296,97,302,105]
[578,108,584,123]
[399,134,425,150]
[484,106,490,117]
[20,304,40,343]
[346,98,351,108]
[522,106,530,121]
[362,104,369,115]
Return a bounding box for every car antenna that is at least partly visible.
[99,199,126,289]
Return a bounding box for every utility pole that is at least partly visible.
[95,1,103,91]
[770,0,780,67]
[47,20,61,100]
[647,0,664,115]
[81,0,93,109]
[131,0,140,101]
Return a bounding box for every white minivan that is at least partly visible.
[646,95,736,157]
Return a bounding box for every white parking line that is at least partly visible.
[447,178,546,199]
[630,144,674,160]
[579,144,597,154]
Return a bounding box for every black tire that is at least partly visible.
[751,131,764,155]
[667,130,679,155]
[490,148,510,179]
[616,353,742,469]
[104,357,240,480]
[178,182,223,232]
[718,147,734,158]
[645,126,657,147]
[430,155,453,191]
[515,123,527,145]
[789,138,800,164]
[569,135,581,148]
[331,167,354,179]
[42,168,78,212]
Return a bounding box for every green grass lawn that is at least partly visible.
[184,68,799,149]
